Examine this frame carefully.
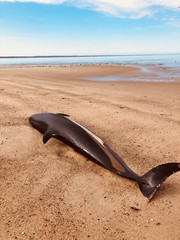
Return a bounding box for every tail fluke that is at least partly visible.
[139,162,180,200]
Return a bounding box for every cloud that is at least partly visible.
[166,17,180,27]
[0,0,179,18]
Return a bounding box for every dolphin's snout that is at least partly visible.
[29,115,48,134]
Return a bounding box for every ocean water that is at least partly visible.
[0,54,180,67]
[1,54,180,82]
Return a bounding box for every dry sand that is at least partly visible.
[0,65,180,240]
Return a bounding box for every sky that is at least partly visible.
[0,0,180,56]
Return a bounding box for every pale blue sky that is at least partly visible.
[0,0,180,56]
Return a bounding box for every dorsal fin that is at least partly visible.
[56,113,70,117]
[43,128,56,144]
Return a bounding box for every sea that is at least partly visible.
[0,54,180,82]
[0,54,180,67]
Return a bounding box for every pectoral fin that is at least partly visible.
[43,128,56,144]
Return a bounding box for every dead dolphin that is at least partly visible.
[29,112,180,199]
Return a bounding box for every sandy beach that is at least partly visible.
[0,65,180,240]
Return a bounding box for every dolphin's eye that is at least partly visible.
[40,122,48,133]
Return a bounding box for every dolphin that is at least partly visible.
[29,112,180,199]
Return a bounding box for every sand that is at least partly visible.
[0,65,180,240]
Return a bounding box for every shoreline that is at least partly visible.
[1,53,180,70]
[0,63,180,82]
[0,65,180,240]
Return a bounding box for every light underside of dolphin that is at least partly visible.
[29,112,180,200]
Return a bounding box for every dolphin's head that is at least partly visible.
[29,113,48,134]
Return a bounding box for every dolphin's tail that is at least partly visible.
[139,162,180,199]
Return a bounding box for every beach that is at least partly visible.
[0,64,180,240]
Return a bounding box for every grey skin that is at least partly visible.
[29,113,180,199]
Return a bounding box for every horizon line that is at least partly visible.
[1,53,180,59]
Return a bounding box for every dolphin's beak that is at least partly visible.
[29,115,48,134]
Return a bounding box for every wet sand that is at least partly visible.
[0,65,180,240]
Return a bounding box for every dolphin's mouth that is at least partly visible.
[29,117,37,128]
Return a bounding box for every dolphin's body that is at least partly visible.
[29,113,180,199]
